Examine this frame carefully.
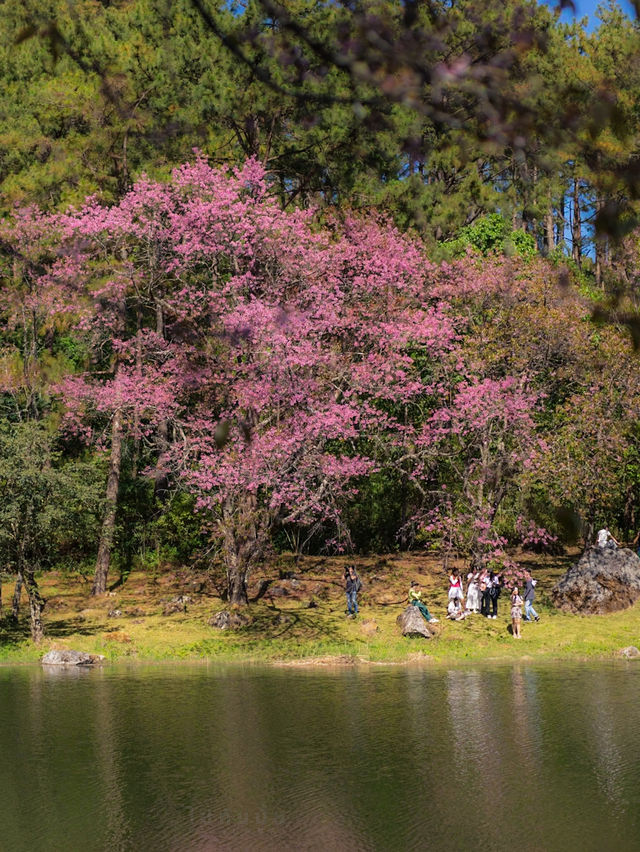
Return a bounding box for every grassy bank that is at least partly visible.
[1,550,639,665]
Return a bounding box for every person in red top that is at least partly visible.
[448,568,464,603]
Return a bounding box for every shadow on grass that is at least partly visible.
[239,603,349,642]
[44,617,104,638]
[0,616,28,645]
[0,613,104,642]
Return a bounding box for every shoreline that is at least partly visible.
[1,649,639,670]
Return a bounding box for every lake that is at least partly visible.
[0,661,639,851]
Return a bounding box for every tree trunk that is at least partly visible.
[572,178,582,267]
[222,531,250,606]
[153,304,170,503]
[228,569,248,606]
[11,570,23,621]
[92,407,124,595]
[131,308,143,478]
[220,495,265,606]
[544,206,555,255]
[22,567,45,643]
[594,195,605,290]
[556,194,566,249]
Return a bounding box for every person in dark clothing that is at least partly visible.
[488,571,501,619]
[480,569,491,618]
[345,565,360,617]
[523,570,540,622]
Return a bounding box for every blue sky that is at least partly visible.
[542,0,637,30]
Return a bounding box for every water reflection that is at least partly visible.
[0,663,639,851]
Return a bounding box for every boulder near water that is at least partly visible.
[397,605,437,638]
[552,547,640,615]
[41,650,105,666]
[618,646,640,658]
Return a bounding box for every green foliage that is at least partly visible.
[442,214,537,259]
[146,492,210,567]
[343,470,413,553]
[0,422,103,571]
[111,447,209,573]
[506,228,537,259]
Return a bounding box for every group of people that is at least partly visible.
[420,567,541,637]
[344,524,630,623]
[448,568,501,620]
[446,567,540,635]
[345,563,540,638]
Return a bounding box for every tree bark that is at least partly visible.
[220,495,265,606]
[228,570,248,606]
[11,570,23,621]
[92,407,124,595]
[556,194,566,249]
[544,206,555,255]
[22,567,45,643]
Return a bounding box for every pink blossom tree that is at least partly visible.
[415,375,541,569]
[46,157,456,602]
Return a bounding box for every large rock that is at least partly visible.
[397,605,437,638]
[41,650,105,666]
[208,610,252,630]
[619,646,640,658]
[552,547,640,615]
[163,595,191,616]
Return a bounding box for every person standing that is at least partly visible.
[488,571,501,619]
[448,568,464,603]
[345,565,360,618]
[466,570,480,613]
[523,570,539,622]
[511,586,523,638]
[480,569,491,618]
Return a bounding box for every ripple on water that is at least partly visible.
[1,662,640,851]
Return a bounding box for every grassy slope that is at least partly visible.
[1,549,639,664]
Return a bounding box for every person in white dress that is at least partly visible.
[466,571,480,613]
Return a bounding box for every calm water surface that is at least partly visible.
[1,661,639,851]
